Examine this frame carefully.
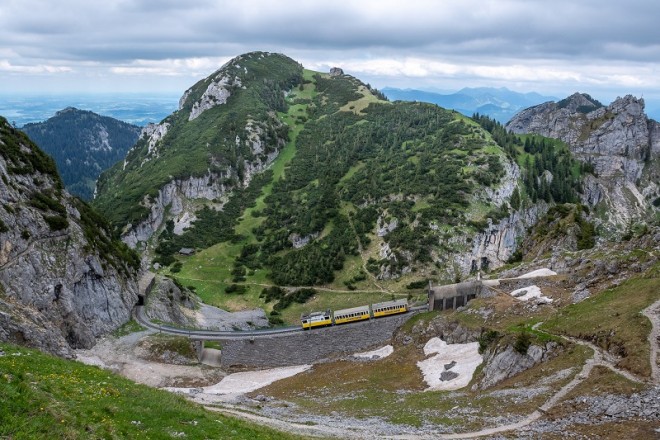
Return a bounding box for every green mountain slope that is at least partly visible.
[21,108,141,200]
[94,53,590,320]
[146,70,509,279]
[94,52,302,227]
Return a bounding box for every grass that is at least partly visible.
[541,269,660,377]
[204,341,222,350]
[0,342,300,440]
[338,84,386,114]
[173,71,312,313]
[256,337,592,432]
[111,319,145,338]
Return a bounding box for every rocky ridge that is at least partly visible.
[0,118,139,357]
[94,52,301,248]
[507,93,660,232]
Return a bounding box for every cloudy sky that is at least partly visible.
[1,0,660,101]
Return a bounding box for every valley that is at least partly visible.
[1,51,659,439]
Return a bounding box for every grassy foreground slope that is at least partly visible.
[0,343,298,440]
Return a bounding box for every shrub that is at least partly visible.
[225,284,247,294]
[170,262,183,273]
[43,215,69,231]
[478,329,500,354]
[406,279,429,290]
[514,331,532,355]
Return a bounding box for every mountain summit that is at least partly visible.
[94,51,574,289]
[94,52,302,246]
[508,93,660,232]
[21,108,140,200]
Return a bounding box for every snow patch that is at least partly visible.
[167,365,310,395]
[417,338,482,391]
[517,268,557,278]
[510,285,553,303]
[353,345,393,360]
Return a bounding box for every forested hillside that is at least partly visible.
[22,108,140,200]
[94,52,303,228]
[93,53,597,318]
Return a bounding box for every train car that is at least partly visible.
[371,298,408,318]
[333,305,371,325]
[301,309,332,330]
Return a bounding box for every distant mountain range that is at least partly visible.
[21,108,141,200]
[382,87,558,122]
[0,93,178,127]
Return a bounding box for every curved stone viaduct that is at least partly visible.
[135,305,416,369]
[136,273,488,369]
[219,313,415,368]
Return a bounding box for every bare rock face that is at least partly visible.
[188,75,233,121]
[143,275,194,327]
[476,341,559,389]
[329,67,344,77]
[0,119,139,357]
[507,94,660,231]
[397,315,481,346]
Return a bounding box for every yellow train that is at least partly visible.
[301,299,408,330]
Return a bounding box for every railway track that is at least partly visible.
[134,304,427,340]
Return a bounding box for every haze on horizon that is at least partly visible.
[1,0,660,103]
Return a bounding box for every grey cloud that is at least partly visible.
[2,0,660,62]
[1,0,660,97]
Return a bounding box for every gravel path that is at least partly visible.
[205,322,651,439]
[642,299,660,383]
[75,329,224,388]
[207,406,353,439]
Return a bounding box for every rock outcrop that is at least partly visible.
[396,314,482,346]
[329,67,344,77]
[508,94,660,231]
[0,118,139,357]
[143,275,194,327]
[476,341,560,389]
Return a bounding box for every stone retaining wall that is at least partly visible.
[216,313,414,369]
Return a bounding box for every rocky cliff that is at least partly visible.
[0,118,140,357]
[507,93,660,232]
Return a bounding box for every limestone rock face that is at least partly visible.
[476,342,559,389]
[188,75,233,121]
[121,143,280,248]
[451,155,544,275]
[0,120,139,357]
[508,94,660,231]
[121,172,228,248]
[137,122,170,164]
[143,275,194,327]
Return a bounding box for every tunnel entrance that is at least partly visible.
[136,294,145,306]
